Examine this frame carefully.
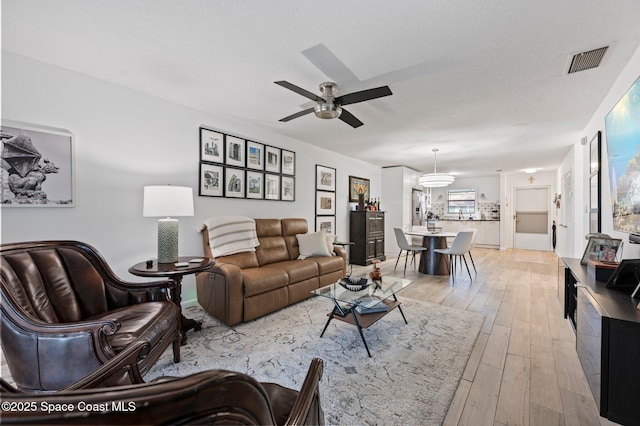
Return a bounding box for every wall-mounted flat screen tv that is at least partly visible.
[605,75,640,234]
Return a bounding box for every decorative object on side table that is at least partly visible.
[143,185,194,263]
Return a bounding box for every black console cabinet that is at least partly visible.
[349,211,386,266]
[561,258,640,426]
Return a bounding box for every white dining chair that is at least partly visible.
[393,228,427,275]
[463,227,478,273]
[433,231,474,283]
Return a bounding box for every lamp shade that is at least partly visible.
[418,173,455,188]
[419,148,455,188]
[143,185,194,217]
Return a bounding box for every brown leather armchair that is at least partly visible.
[0,240,179,392]
[1,341,325,425]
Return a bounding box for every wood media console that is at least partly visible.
[560,258,640,425]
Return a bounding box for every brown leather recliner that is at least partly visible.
[0,240,179,392]
[1,340,325,425]
[197,218,347,326]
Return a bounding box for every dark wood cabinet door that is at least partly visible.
[350,211,386,265]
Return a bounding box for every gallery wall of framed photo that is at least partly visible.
[199,127,295,201]
[315,164,336,235]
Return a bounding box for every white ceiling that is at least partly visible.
[3,0,640,177]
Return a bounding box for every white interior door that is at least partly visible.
[514,187,551,251]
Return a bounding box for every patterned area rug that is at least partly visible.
[511,249,550,264]
[147,296,484,426]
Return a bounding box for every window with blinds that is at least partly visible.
[447,189,476,214]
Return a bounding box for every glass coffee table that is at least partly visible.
[312,275,414,357]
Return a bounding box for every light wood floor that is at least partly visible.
[350,247,619,426]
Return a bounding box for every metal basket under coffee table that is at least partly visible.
[312,275,414,357]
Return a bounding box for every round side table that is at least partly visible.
[129,257,213,362]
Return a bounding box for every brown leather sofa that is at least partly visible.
[1,340,325,425]
[197,218,346,326]
[0,240,179,392]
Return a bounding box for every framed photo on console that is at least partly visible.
[581,236,622,265]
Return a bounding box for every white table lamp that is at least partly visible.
[143,185,194,263]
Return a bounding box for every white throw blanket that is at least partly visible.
[202,216,260,258]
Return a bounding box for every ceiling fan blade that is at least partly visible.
[301,44,359,86]
[338,108,364,128]
[335,86,392,106]
[279,107,315,122]
[275,81,323,102]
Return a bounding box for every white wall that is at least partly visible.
[0,52,382,304]
[561,44,640,259]
[381,166,421,255]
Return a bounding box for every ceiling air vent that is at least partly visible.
[568,46,608,74]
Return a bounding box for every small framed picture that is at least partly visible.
[265,146,281,173]
[316,165,336,191]
[316,190,336,215]
[199,163,224,197]
[200,128,224,163]
[265,174,280,200]
[316,216,336,234]
[282,150,295,175]
[246,171,264,199]
[225,135,245,167]
[281,176,295,201]
[246,140,265,170]
[225,167,245,198]
[349,175,370,202]
[580,237,622,265]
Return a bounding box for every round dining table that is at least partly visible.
[404,231,457,275]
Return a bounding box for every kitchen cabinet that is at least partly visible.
[484,221,500,246]
[350,211,386,265]
[437,220,500,247]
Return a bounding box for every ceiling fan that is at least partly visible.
[275,80,392,128]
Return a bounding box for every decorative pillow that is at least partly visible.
[296,230,332,259]
[325,234,337,256]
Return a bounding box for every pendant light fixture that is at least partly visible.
[419,148,455,188]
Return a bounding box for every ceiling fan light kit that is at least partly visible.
[275,80,392,128]
[419,148,455,188]
[314,83,342,119]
